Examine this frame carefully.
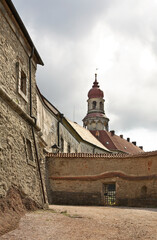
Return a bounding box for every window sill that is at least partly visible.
[18,89,28,102]
[27,159,36,167]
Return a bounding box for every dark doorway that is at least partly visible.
[103,183,116,205]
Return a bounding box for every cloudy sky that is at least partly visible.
[13,0,157,151]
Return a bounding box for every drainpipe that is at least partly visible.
[93,147,95,154]
[29,47,46,205]
[57,120,60,147]
[57,113,64,149]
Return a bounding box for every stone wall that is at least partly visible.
[0,1,47,207]
[0,1,37,117]
[46,152,157,207]
[0,94,45,206]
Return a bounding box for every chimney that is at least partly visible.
[110,130,115,136]
[139,146,143,150]
[127,138,130,142]
[132,141,136,146]
[120,135,123,139]
[95,131,100,137]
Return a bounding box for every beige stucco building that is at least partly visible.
[37,88,111,154]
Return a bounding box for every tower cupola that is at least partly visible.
[88,74,104,99]
[83,74,109,131]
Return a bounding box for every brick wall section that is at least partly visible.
[46,152,157,206]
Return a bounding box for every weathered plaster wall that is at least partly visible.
[37,94,58,151]
[37,93,80,153]
[47,153,157,206]
[80,142,106,154]
[37,92,106,154]
[59,124,80,153]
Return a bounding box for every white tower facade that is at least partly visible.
[83,74,109,131]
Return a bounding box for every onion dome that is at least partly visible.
[88,73,104,99]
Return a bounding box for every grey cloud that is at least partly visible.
[108,87,157,131]
[103,0,157,46]
[13,0,114,40]
[12,0,157,151]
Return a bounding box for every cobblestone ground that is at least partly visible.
[1,205,157,240]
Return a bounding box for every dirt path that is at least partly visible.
[1,205,157,240]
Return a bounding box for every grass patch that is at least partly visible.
[60,210,82,218]
[35,209,57,214]
[34,209,83,219]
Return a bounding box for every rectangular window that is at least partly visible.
[26,139,33,161]
[17,62,28,102]
[20,70,27,95]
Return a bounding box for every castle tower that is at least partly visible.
[83,73,109,131]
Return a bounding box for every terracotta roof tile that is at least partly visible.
[90,130,144,154]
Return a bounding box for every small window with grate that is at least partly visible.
[103,183,116,205]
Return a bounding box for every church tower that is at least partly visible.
[83,74,109,131]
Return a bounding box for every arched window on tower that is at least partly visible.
[100,102,103,110]
[92,101,97,109]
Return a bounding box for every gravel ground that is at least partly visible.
[1,205,157,240]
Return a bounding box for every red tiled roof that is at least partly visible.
[90,130,144,154]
